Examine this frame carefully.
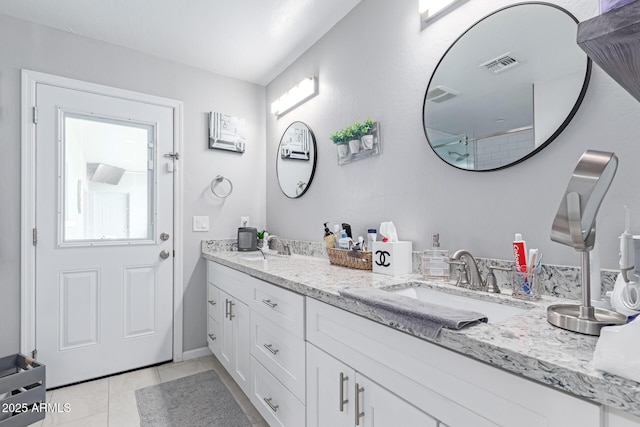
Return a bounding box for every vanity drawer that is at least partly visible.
[250,311,306,402]
[207,283,221,319]
[250,356,305,427]
[251,279,305,338]
[207,261,252,302]
[207,315,219,358]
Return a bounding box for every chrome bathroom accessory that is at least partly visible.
[210,175,233,198]
[548,150,627,335]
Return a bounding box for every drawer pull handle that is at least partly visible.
[208,299,216,306]
[208,333,216,341]
[263,343,279,355]
[355,383,364,425]
[339,372,349,412]
[262,299,278,309]
[225,299,235,319]
[263,397,279,413]
[229,300,235,319]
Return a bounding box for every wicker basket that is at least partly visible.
[327,248,373,270]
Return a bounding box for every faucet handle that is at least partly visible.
[485,265,510,293]
[446,259,469,288]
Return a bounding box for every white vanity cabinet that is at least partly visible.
[248,273,306,426]
[306,298,602,427]
[207,262,252,396]
[207,261,306,427]
[307,343,438,427]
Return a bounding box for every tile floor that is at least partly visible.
[34,355,267,427]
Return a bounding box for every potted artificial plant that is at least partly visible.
[257,230,267,249]
[345,123,361,154]
[330,130,349,158]
[360,118,375,149]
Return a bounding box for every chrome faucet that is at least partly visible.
[450,250,484,291]
[448,250,506,293]
[267,235,291,255]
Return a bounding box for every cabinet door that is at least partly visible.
[219,290,234,371]
[356,373,438,427]
[307,343,355,427]
[231,297,251,395]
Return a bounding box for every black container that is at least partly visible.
[237,227,258,251]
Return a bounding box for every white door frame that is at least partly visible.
[20,69,184,363]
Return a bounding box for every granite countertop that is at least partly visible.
[201,247,640,416]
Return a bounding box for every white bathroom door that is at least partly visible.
[34,83,175,387]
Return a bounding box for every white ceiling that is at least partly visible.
[0,0,361,85]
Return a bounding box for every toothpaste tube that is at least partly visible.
[513,233,527,273]
[513,233,531,294]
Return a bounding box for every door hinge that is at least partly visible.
[32,228,37,246]
[32,348,37,359]
[32,106,38,124]
[173,250,176,257]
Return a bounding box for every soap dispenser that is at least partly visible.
[422,233,450,282]
[323,222,336,249]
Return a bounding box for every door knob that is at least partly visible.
[159,250,171,259]
[160,232,170,241]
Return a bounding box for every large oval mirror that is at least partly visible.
[277,121,317,198]
[423,2,591,171]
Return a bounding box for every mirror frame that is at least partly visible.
[276,121,318,199]
[422,2,592,172]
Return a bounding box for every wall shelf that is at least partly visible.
[577,1,640,102]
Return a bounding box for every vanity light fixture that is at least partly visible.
[420,0,469,29]
[271,76,318,117]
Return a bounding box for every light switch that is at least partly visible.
[193,216,210,232]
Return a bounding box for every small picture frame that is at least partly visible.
[208,112,246,153]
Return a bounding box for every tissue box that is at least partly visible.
[372,241,413,276]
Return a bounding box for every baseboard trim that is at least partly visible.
[181,346,212,361]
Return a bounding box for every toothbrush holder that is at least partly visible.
[511,268,541,300]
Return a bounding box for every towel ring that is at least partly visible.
[210,175,233,198]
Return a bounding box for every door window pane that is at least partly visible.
[62,112,154,244]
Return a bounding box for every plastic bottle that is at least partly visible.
[367,229,377,252]
[338,229,351,249]
[323,222,336,249]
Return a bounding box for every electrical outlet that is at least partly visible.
[240,216,250,227]
[193,216,210,232]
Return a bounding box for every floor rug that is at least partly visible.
[135,370,252,427]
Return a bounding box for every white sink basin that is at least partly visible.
[387,286,529,324]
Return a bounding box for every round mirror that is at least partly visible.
[423,3,591,171]
[276,121,317,198]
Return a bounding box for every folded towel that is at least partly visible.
[339,287,488,338]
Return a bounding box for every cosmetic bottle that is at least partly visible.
[323,222,336,249]
[333,224,341,248]
[367,229,377,252]
[422,233,450,282]
[338,229,351,249]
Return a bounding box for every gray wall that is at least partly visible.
[0,15,266,357]
[266,0,640,271]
